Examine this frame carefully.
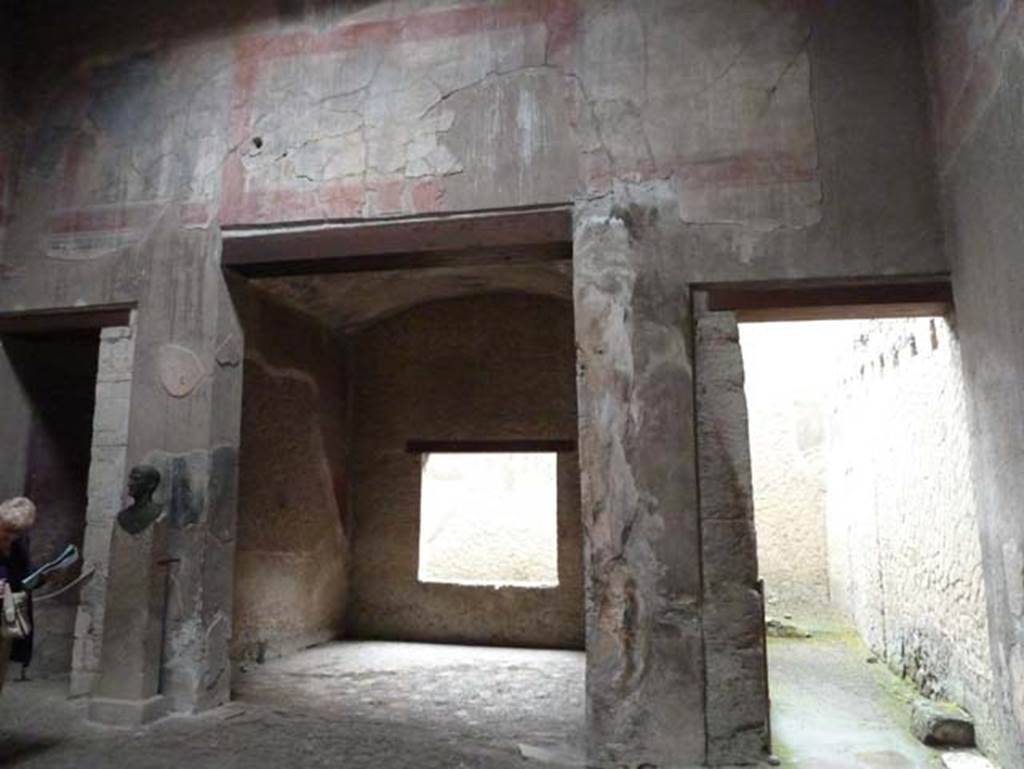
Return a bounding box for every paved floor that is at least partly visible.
[0,635,976,768]
[0,642,585,769]
[769,626,943,769]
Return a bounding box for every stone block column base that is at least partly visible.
[88,695,170,727]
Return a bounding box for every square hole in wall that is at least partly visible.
[417,452,559,588]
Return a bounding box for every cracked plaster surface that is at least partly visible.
[234,9,560,217]
[11,0,826,240]
[572,1,821,232]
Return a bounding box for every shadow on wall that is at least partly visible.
[232,293,350,664]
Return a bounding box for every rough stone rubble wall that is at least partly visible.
[920,2,1024,765]
[232,290,350,663]
[348,294,584,650]
[70,322,136,696]
[740,323,831,617]
[823,317,996,753]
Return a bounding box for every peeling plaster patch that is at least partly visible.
[435,67,572,197]
[46,229,147,259]
[516,86,539,164]
[1004,540,1024,618]
[34,42,231,220]
[239,48,463,192]
[676,174,822,231]
[595,562,643,691]
[158,344,206,397]
[215,334,243,368]
[575,5,824,220]
[1011,645,1024,732]
[167,455,203,528]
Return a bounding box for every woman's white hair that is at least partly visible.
[0,497,36,531]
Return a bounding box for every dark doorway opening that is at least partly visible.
[2,332,99,676]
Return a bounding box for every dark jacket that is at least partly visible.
[0,537,35,666]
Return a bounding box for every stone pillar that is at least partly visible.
[695,310,770,765]
[72,322,136,696]
[88,515,170,726]
[573,195,706,767]
[85,229,244,718]
[134,239,244,714]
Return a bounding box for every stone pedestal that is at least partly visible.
[88,517,170,727]
[88,694,169,727]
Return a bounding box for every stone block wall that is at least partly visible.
[348,293,584,650]
[232,291,350,663]
[696,313,769,766]
[823,317,996,753]
[71,322,136,694]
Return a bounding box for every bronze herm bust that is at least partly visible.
[116,465,164,535]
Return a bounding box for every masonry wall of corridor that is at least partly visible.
[742,316,999,755]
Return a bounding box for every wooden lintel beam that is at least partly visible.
[232,242,571,278]
[0,304,134,335]
[222,205,573,275]
[704,281,954,320]
[406,439,577,454]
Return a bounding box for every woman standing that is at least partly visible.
[0,497,36,695]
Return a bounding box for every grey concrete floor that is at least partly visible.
[0,641,585,769]
[769,627,943,769]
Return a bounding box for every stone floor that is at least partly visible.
[769,626,944,769]
[0,642,585,769]
[0,636,992,768]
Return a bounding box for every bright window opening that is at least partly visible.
[417,452,559,588]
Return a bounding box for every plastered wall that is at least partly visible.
[0,0,949,761]
[72,323,136,695]
[743,318,997,757]
[232,291,350,663]
[920,3,1024,765]
[348,293,584,650]
[823,317,996,754]
[697,313,770,765]
[741,323,831,617]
